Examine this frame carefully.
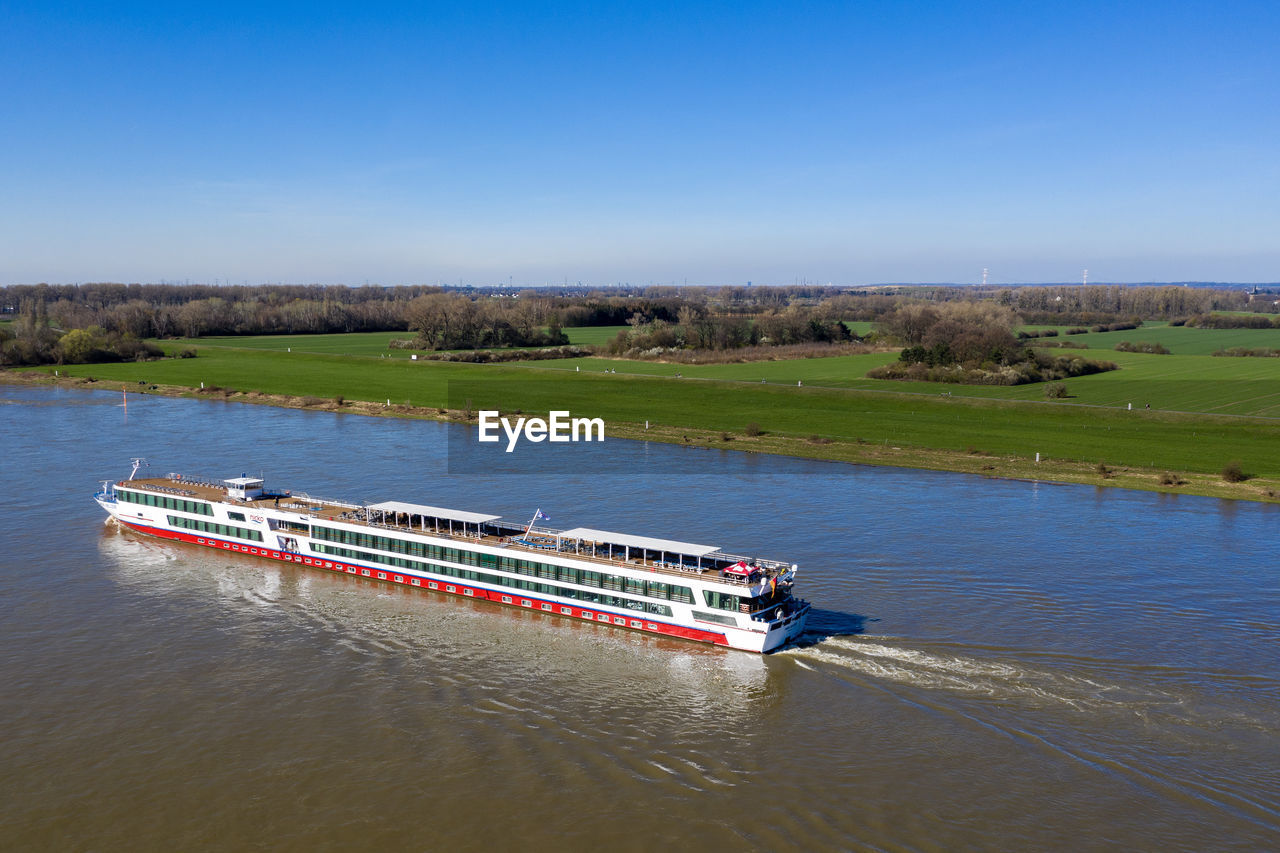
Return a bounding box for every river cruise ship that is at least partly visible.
[94,463,810,653]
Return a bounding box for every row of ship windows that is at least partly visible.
[168,516,265,542]
[119,490,214,516]
[500,597,658,630]
[310,542,675,617]
[311,525,697,604]
[185,542,698,632]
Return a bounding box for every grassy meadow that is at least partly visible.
[183,325,631,355]
[20,335,1280,485]
[1022,321,1280,356]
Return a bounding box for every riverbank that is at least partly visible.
[7,368,1277,504]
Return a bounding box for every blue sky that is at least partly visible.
[2,1,1277,285]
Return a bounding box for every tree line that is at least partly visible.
[3,280,1275,367]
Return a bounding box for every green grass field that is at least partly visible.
[24,342,1280,480]
[500,349,1280,417]
[185,331,411,355]
[561,325,629,345]
[182,325,629,354]
[1022,322,1280,355]
[158,325,1280,418]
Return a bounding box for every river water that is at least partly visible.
[1,385,1277,851]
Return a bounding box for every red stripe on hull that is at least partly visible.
[115,519,732,648]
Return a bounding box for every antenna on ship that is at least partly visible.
[129,458,147,480]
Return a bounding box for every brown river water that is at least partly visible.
[2,385,1278,851]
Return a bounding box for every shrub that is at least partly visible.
[1213,347,1280,358]
[1114,341,1170,354]
[333,395,345,406]
[1158,472,1184,486]
[178,348,197,358]
[720,432,733,442]
[1095,462,1113,478]
[1044,382,1068,399]
[1221,461,1249,483]
[744,422,762,437]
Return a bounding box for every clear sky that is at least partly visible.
[2,1,1277,286]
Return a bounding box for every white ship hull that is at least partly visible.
[95,473,810,653]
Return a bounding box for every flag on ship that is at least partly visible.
[535,509,550,521]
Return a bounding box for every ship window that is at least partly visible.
[228,511,246,522]
[703,591,740,612]
[501,595,512,604]
[560,607,573,615]
[541,603,552,611]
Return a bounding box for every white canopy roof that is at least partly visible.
[366,500,500,525]
[556,527,720,557]
[224,477,263,486]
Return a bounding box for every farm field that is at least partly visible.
[20,344,1280,482]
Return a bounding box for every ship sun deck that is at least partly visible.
[115,475,792,586]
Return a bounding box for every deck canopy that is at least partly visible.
[555,527,720,557]
[366,500,500,525]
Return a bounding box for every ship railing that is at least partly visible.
[163,473,230,490]
[121,480,202,498]
[286,492,365,512]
